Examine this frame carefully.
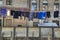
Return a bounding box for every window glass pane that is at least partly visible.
[43,5,48,11]
[54,3,59,11]
[43,0,48,3]
[43,0,48,11]
[31,0,37,11]
[0,0,3,5]
[43,0,47,1]
[6,0,12,5]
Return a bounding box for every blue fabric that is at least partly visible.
[43,12,46,17]
[37,12,46,19]
[1,8,6,14]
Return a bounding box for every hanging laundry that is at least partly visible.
[13,11,18,18]
[34,12,37,18]
[18,11,21,17]
[29,12,34,20]
[54,11,59,18]
[46,11,51,18]
[21,11,25,16]
[37,12,46,19]
[1,8,6,15]
[25,12,29,18]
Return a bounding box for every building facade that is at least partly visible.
[0,0,60,40]
[0,0,60,26]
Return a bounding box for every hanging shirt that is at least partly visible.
[34,12,37,18]
[13,11,18,18]
[21,11,25,16]
[25,12,29,18]
[11,10,14,16]
[1,8,6,15]
[54,11,59,18]
[37,12,46,19]
[18,11,21,16]
[29,12,34,20]
[46,11,51,18]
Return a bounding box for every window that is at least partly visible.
[54,3,59,11]
[43,0,48,3]
[43,0,48,11]
[6,0,12,5]
[31,0,37,11]
[54,11,59,18]
[43,0,47,1]
[0,0,3,5]
[43,5,48,11]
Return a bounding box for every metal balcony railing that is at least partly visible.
[0,26,60,40]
